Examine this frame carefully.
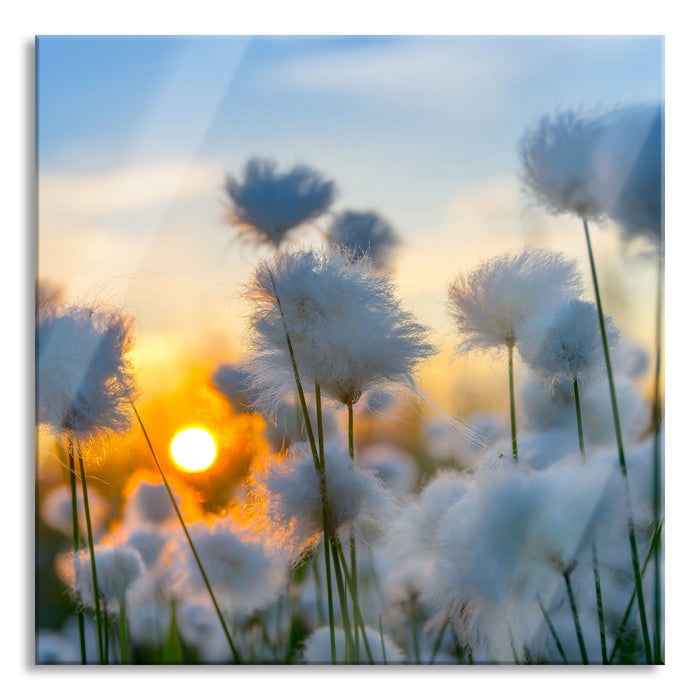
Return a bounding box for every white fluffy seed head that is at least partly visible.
[301,626,405,664]
[68,545,145,614]
[225,157,336,248]
[520,105,664,247]
[123,478,179,527]
[211,362,257,413]
[431,461,624,612]
[519,110,607,220]
[359,444,418,496]
[327,210,400,269]
[591,103,664,246]
[519,299,620,390]
[36,304,138,439]
[247,440,396,562]
[170,516,287,617]
[243,246,435,409]
[41,484,109,538]
[447,248,583,354]
[518,373,649,449]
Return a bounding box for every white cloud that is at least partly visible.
[39,159,221,220]
[269,38,517,118]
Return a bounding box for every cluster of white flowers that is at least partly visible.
[39,112,663,665]
[520,103,663,246]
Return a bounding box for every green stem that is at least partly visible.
[609,518,664,663]
[315,384,336,664]
[131,404,241,664]
[537,596,568,664]
[270,274,355,664]
[592,544,608,664]
[378,615,388,664]
[563,570,588,664]
[582,217,652,663]
[507,343,518,462]
[103,608,110,663]
[651,250,664,663]
[412,610,421,664]
[119,600,129,664]
[67,437,87,665]
[76,444,105,664]
[346,402,361,660]
[450,623,465,664]
[336,545,374,663]
[430,617,449,664]
[573,376,585,460]
[311,555,325,624]
[330,540,354,662]
[269,274,342,665]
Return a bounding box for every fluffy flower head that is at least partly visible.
[593,103,664,245]
[171,517,287,616]
[247,441,395,561]
[41,484,109,538]
[520,105,664,247]
[327,210,400,269]
[519,299,620,390]
[302,626,405,664]
[36,305,137,439]
[447,248,582,354]
[68,545,145,613]
[243,246,435,408]
[225,157,336,247]
[519,110,606,219]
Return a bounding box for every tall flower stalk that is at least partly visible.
[76,443,106,664]
[448,248,582,464]
[66,436,88,664]
[651,250,664,663]
[131,404,242,664]
[520,108,663,663]
[581,217,651,662]
[507,343,518,461]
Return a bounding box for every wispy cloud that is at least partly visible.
[39,159,221,221]
[268,38,517,119]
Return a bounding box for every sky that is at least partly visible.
[36,35,664,411]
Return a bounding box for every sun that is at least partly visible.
[170,427,217,472]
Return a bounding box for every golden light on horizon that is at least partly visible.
[170,427,217,472]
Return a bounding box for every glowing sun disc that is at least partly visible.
[170,428,217,472]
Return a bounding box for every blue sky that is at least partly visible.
[36,35,664,407]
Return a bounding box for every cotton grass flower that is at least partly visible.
[225,157,336,248]
[519,299,620,391]
[593,104,664,246]
[36,304,137,440]
[448,248,582,355]
[359,445,418,496]
[41,484,109,538]
[519,110,606,220]
[122,477,182,527]
[171,516,287,617]
[68,545,145,615]
[430,460,624,661]
[302,625,405,664]
[211,362,257,414]
[247,441,395,562]
[327,210,400,269]
[243,246,435,410]
[448,248,581,461]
